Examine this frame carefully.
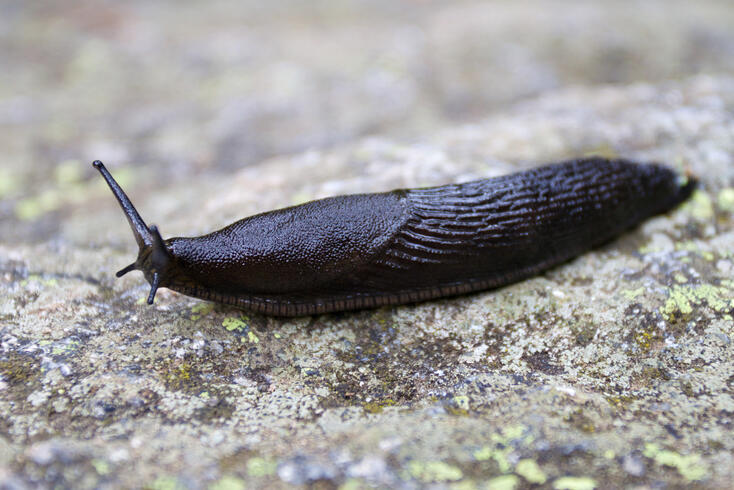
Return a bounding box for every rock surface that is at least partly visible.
[2,1,734,489]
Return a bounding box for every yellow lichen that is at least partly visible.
[453,395,470,410]
[149,476,183,490]
[686,190,714,221]
[51,339,80,356]
[475,425,534,472]
[190,303,214,320]
[90,459,110,475]
[407,461,463,482]
[621,287,645,300]
[446,395,470,415]
[473,445,511,473]
[486,474,519,490]
[161,361,197,391]
[634,330,656,352]
[643,443,707,482]
[449,480,478,490]
[20,274,58,288]
[717,188,734,213]
[246,457,276,477]
[208,476,245,490]
[473,446,493,461]
[222,316,248,332]
[552,476,597,490]
[515,459,547,484]
[661,284,734,321]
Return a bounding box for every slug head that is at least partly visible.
[93,160,176,304]
[115,225,177,304]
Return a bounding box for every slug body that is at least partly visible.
[93,158,695,316]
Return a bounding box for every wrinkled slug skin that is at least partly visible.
[95,158,695,316]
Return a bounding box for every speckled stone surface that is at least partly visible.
[2,2,734,489]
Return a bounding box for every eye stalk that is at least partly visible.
[92,161,153,248]
[93,160,172,305]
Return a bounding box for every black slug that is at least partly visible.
[93,158,695,316]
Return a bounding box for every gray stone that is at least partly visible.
[277,455,337,485]
[623,454,646,477]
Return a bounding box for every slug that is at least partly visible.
[93,158,695,316]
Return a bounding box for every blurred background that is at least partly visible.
[2,0,734,243]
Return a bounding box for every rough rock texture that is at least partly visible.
[2,1,734,489]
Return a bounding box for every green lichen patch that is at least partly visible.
[621,286,645,301]
[50,337,83,358]
[246,457,277,478]
[685,190,715,222]
[643,443,707,482]
[515,459,547,484]
[208,475,246,490]
[212,453,280,484]
[660,283,734,321]
[90,458,111,476]
[716,187,734,213]
[222,316,249,333]
[219,314,272,346]
[19,274,59,289]
[473,425,535,474]
[486,474,519,489]
[444,394,470,416]
[406,460,464,483]
[190,303,215,320]
[148,475,184,490]
[552,476,597,490]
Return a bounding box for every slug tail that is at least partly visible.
[92,160,153,249]
[676,173,698,204]
[648,164,699,214]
